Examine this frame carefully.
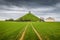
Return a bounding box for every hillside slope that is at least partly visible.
[16,12,40,22]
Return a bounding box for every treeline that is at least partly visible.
[5,18,45,22]
[5,18,14,21]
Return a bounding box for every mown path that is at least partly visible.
[19,23,28,40]
[31,23,43,40]
[19,23,43,40]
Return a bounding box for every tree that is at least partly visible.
[5,18,14,21]
[40,17,45,22]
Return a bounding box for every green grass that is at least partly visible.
[17,12,40,21]
[0,21,60,40]
[0,21,27,40]
[32,22,60,40]
[24,24,39,40]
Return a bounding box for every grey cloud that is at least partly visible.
[0,0,60,21]
[4,0,60,4]
[0,0,60,7]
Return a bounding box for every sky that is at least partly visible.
[0,0,60,21]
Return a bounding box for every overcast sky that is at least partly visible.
[0,0,60,21]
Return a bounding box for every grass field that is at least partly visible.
[0,21,60,40]
[0,21,27,40]
[32,22,60,40]
[24,24,39,40]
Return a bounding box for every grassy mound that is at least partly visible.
[16,12,40,22]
